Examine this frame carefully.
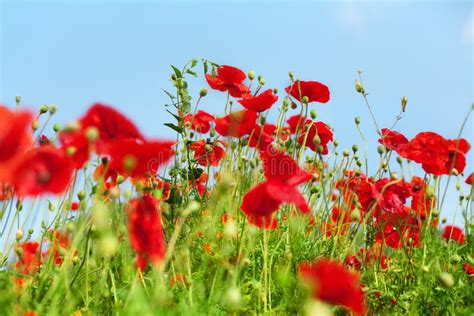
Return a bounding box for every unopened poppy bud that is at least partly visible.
[333,140,339,147]
[230,142,238,150]
[66,222,75,233]
[442,218,447,224]
[450,168,458,176]
[15,247,24,256]
[199,88,208,97]
[53,123,61,133]
[282,97,290,108]
[247,70,256,80]
[77,190,86,201]
[377,145,385,154]
[290,101,298,109]
[438,272,454,288]
[354,154,359,160]
[250,158,258,168]
[355,80,365,94]
[352,144,359,153]
[28,228,34,235]
[317,145,324,153]
[258,76,265,85]
[426,186,435,199]
[310,109,317,119]
[390,172,399,180]
[273,88,278,94]
[356,160,362,167]
[209,129,216,137]
[350,208,361,221]
[116,175,125,185]
[48,201,55,212]
[31,120,39,131]
[123,155,137,171]
[313,135,321,145]
[343,149,350,157]
[39,105,49,114]
[354,116,361,125]
[204,144,212,152]
[64,121,80,132]
[85,126,99,142]
[431,208,440,217]
[355,169,361,177]
[381,160,388,169]
[288,71,294,79]
[259,116,266,125]
[396,157,403,164]
[301,96,309,104]
[401,96,408,112]
[66,146,77,157]
[16,229,24,241]
[456,181,461,191]
[225,287,242,307]
[16,200,23,211]
[49,104,57,114]
[15,96,21,105]
[224,221,238,239]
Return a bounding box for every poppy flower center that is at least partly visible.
[37,171,51,184]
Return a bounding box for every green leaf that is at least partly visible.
[190,59,198,68]
[162,89,176,100]
[166,109,181,122]
[203,60,208,74]
[171,65,182,78]
[186,69,197,77]
[164,122,183,134]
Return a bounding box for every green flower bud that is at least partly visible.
[301,96,309,104]
[310,109,317,119]
[258,76,265,85]
[53,123,61,133]
[28,228,34,235]
[15,96,22,105]
[39,105,49,114]
[354,116,361,125]
[273,88,278,94]
[355,80,365,94]
[438,272,454,288]
[333,140,339,147]
[288,71,294,79]
[49,104,57,114]
[85,126,99,142]
[313,135,321,145]
[248,70,256,80]
[199,88,208,97]
[401,96,408,112]
[343,149,350,157]
[396,156,403,164]
[16,229,24,241]
[352,144,359,153]
[377,145,385,154]
[77,190,86,201]
[31,120,39,131]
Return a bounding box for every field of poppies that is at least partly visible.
[0,59,472,315]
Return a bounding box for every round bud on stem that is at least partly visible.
[248,70,256,80]
[258,76,265,85]
[354,116,361,125]
[343,149,350,157]
[77,190,86,201]
[31,120,39,131]
[53,123,61,133]
[401,96,408,112]
[377,145,385,155]
[16,229,24,241]
[39,105,49,114]
[49,104,57,114]
[288,71,294,79]
[310,109,317,120]
[333,140,339,147]
[352,145,359,153]
[273,88,278,94]
[85,127,99,142]
[355,80,365,94]
[301,96,309,104]
[15,96,22,105]
[199,88,208,97]
[438,272,454,288]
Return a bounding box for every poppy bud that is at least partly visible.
[442,218,447,224]
[66,146,77,157]
[438,272,454,288]
[67,222,75,233]
[225,287,242,308]
[377,145,385,154]
[426,186,435,199]
[354,116,361,125]
[313,135,321,145]
[250,158,258,168]
[31,120,39,131]
[317,145,324,153]
[273,88,278,94]
[259,116,266,125]
[28,228,34,235]
[15,96,21,105]
[450,168,458,176]
[301,96,309,104]
[204,144,212,152]
[282,97,290,108]
[199,88,208,97]
[85,127,99,142]
[248,70,256,80]
[356,160,362,167]
[16,200,23,211]
[258,76,265,85]
[333,140,339,147]
[210,129,216,137]
[355,80,365,94]
[123,155,137,171]
[16,229,24,241]
[77,190,86,201]
[116,175,125,185]
[431,208,440,217]
[390,172,399,180]
[381,160,388,169]
[288,71,294,79]
[39,105,49,114]
[355,170,361,177]
[401,96,408,112]
[456,181,461,191]
[49,104,57,114]
[343,149,350,157]
[240,138,249,146]
[350,208,361,221]
[290,101,298,109]
[310,109,317,119]
[352,145,359,153]
[396,157,403,164]
[15,247,24,256]
[354,154,359,160]
[48,200,55,212]
[53,123,61,133]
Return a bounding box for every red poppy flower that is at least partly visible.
[0,106,33,182]
[378,128,409,151]
[375,210,421,249]
[190,139,226,167]
[46,230,71,265]
[286,114,311,134]
[15,242,41,275]
[465,172,473,185]
[215,110,258,138]
[442,225,465,244]
[287,116,333,154]
[462,263,474,276]
[238,89,278,112]
[285,80,330,103]
[205,65,250,98]
[127,194,166,271]
[107,139,174,179]
[240,149,313,229]
[12,145,74,197]
[398,132,470,175]
[59,103,144,168]
[344,255,362,271]
[299,258,366,316]
[71,201,80,211]
[410,176,435,218]
[183,110,215,133]
[248,124,276,151]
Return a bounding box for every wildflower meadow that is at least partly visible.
[0,59,473,315]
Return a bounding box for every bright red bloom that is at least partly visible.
[190,139,226,167]
[410,176,435,218]
[286,115,333,154]
[248,124,276,151]
[462,263,474,276]
[238,89,278,112]
[127,194,166,271]
[465,172,473,185]
[15,242,41,275]
[183,110,215,133]
[442,225,465,244]
[285,80,330,103]
[215,110,258,137]
[240,149,313,229]
[46,230,71,265]
[59,103,144,168]
[299,258,366,316]
[287,114,311,134]
[344,256,362,271]
[398,132,470,175]
[205,65,249,98]
[71,201,79,211]
[378,128,409,151]
[375,210,421,249]
[108,139,174,179]
[12,145,74,197]
[0,106,33,182]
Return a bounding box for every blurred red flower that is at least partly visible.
[465,172,473,185]
[442,225,465,244]
[286,115,333,154]
[238,89,278,112]
[15,242,41,275]
[378,128,409,151]
[184,110,215,133]
[190,139,226,167]
[205,65,249,98]
[299,258,366,316]
[285,80,330,103]
[248,124,276,151]
[127,194,166,271]
[12,145,74,197]
[215,110,258,137]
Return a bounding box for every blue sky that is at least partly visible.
[0,0,473,225]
